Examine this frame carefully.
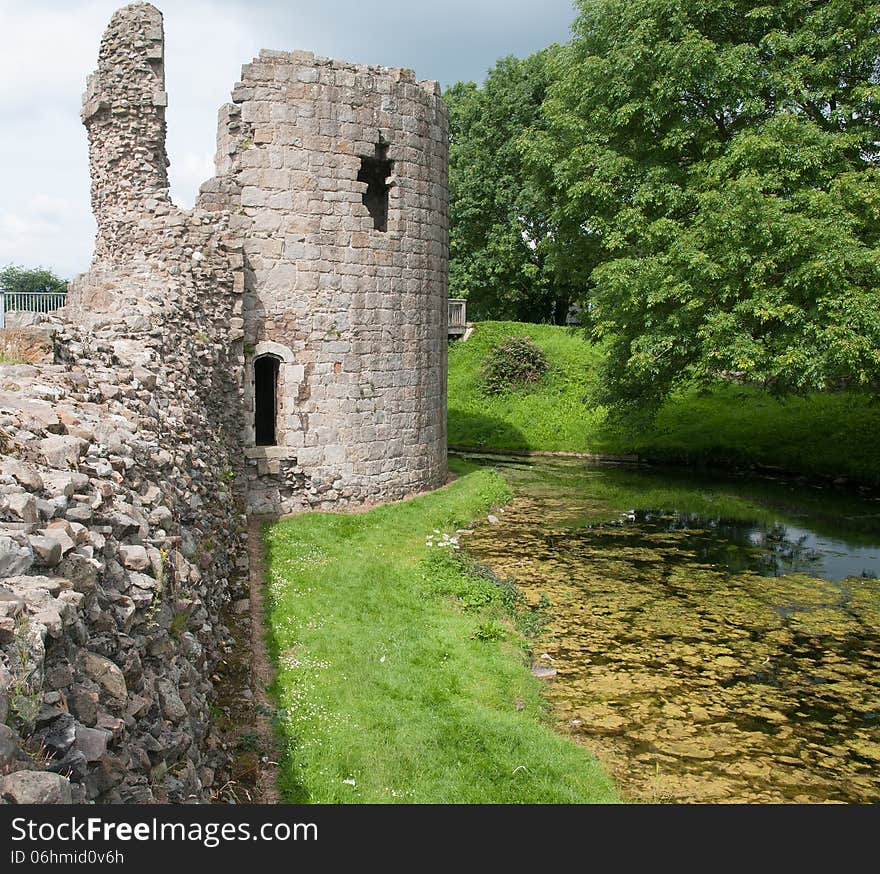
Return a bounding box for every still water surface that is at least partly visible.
[462,458,880,803]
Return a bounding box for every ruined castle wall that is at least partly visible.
[1,3,247,803]
[218,51,448,514]
[81,2,170,263]
[1,0,451,803]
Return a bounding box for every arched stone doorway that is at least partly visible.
[253,354,280,446]
[246,340,297,448]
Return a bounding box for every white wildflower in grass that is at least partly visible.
[281,651,330,672]
[268,572,290,602]
[278,649,349,759]
[425,530,461,550]
[276,615,301,648]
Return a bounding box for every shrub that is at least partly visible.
[480,336,549,395]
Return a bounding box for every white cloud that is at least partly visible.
[0,193,94,279]
[170,151,217,208]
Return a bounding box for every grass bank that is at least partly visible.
[261,461,617,803]
[448,321,880,483]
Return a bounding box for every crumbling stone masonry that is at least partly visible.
[0,1,448,803]
[70,3,450,517]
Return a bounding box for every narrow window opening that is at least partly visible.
[357,141,393,231]
[254,355,279,446]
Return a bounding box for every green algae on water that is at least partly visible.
[463,459,880,803]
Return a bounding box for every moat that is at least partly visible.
[462,457,880,803]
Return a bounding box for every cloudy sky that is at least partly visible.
[0,0,577,279]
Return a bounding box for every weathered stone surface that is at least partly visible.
[0,536,33,577]
[28,535,63,567]
[2,494,39,524]
[148,505,173,528]
[56,554,99,593]
[68,688,99,726]
[4,575,63,596]
[0,724,30,772]
[39,436,85,470]
[118,544,149,571]
[3,310,44,329]
[41,472,83,499]
[43,520,77,554]
[0,574,63,596]
[0,771,72,804]
[156,679,187,722]
[1,460,44,491]
[78,652,127,702]
[74,725,112,762]
[0,392,58,429]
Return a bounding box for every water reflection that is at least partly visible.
[580,510,880,580]
[462,459,880,803]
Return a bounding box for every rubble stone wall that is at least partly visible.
[1,2,246,804]
[81,2,170,263]
[1,0,449,803]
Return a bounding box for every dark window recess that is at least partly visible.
[357,143,392,231]
[254,355,279,446]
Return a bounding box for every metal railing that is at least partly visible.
[0,290,67,329]
[448,299,466,334]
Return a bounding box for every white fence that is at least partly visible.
[0,290,67,329]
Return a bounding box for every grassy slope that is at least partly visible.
[448,322,606,453]
[263,461,617,804]
[448,321,880,482]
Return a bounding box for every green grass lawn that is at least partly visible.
[262,461,618,803]
[449,321,880,483]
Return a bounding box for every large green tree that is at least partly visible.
[526,0,880,414]
[446,49,581,324]
[0,264,68,296]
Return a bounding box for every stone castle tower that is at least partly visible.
[69,2,449,515]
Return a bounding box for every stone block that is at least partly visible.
[119,544,150,571]
[78,652,127,703]
[39,436,85,470]
[74,724,112,762]
[0,771,72,804]
[0,537,33,578]
[28,535,62,567]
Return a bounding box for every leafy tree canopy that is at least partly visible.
[446,48,581,324]
[525,0,880,415]
[0,264,68,297]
